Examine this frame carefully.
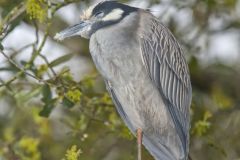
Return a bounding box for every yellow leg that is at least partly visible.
[137,128,142,160]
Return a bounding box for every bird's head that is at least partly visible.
[54,1,138,40]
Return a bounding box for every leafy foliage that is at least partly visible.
[26,0,47,22]
[63,145,82,160]
[192,111,212,136]
[17,137,41,160]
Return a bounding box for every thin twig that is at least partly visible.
[33,21,39,48]
[0,51,40,79]
[39,53,57,76]
[0,2,26,40]
[0,50,54,87]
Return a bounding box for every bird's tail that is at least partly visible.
[142,135,187,160]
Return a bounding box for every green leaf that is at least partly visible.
[39,98,57,117]
[40,84,55,117]
[42,84,52,102]
[49,54,74,67]
[62,96,75,108]
[0,43,3,50]
[39,104,52,117]
[0,67,18,72]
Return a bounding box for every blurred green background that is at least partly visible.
[0,0,240,160]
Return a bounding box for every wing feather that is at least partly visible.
[138,13,192,155]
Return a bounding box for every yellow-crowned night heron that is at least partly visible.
[55,1,192,160]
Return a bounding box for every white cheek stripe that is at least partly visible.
[102,9,124,21]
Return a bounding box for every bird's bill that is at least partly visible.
[54,21,92,41]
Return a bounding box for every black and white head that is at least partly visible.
[55,1,138,40]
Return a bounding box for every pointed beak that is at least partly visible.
[54,21,92,41]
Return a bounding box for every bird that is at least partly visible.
[55,1,192,160]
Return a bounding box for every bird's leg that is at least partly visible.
[137,128,142,160]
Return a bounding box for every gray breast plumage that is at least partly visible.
[89,10,189,160]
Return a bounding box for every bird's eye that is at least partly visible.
[94,11,104,18]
